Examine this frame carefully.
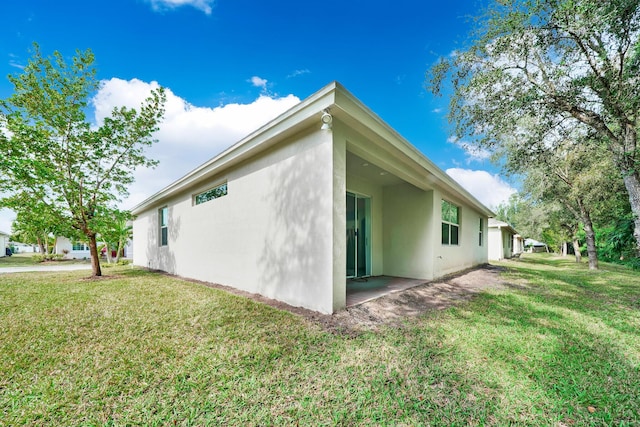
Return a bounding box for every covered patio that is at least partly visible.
[346,276,427,307]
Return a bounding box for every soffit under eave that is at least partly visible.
[334,103,493,216]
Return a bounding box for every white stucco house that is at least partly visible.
[0,230,9,257]
[55,237,91,259]
[488,219,522,260]
[9,242,37,254]
[132,82,494,314]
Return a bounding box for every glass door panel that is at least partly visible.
[346,192,371,278]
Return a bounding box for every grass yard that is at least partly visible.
[0,252,90,268]
[0,254,638,426]
[0,253,41,267]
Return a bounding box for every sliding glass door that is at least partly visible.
[346,192,371,278]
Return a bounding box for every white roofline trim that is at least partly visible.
[132,81,494,217]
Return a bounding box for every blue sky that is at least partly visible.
[0,0,517,234]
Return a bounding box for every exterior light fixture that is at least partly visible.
[320,109,333,130]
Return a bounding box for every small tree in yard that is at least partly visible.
[4,192,73,255]
[0,45,165,276]
[98,209,133,264]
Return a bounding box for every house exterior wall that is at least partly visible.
[134,127,338,314]
[488,228,514,260]
[382,183,435,279]
[488,228,502,260]
[0,234,8,257]
[55,237,91,259]
[436,190,489,277]
[513,235,524,254]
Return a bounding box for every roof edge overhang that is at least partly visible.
[132,81,494,218]
[330,86,494,217]
[131,82,340,214]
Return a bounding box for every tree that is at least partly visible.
[0,45,165,276]
[493,193,549,240]
[97,209,133,264]
[3,192,73,255]
[429,0,640,252]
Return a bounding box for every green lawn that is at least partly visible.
[0,252,91,268]
[0,254,638,426]
[0,252,41,267]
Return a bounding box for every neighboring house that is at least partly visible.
[9,242,38,253]
[514,234,525,255]
[0,230,9,258]
[488,219,521,261]
[132,82,494,314]
[56,236,132,260]
[525,238,549,253]
[55,237,91,259]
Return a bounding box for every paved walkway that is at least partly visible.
[0,264,92,274]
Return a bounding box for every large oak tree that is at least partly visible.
[429,0,640,252]
[0,45,165,276]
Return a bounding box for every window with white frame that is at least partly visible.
[479,218,484,246]
[195,182,227,205]
[441,200,460,245]
[159,206,168,246]
[72,242,89,251]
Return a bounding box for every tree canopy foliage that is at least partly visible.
[429,0,640,253]
[0,45,166,275]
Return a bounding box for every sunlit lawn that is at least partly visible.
[0,252,91,268]
[0,254,638,425]
[0,252,41,267]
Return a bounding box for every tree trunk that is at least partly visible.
[562,241,567,256]
[579,205,598,270]
[105,242,113,264]
[115,242,123,263]
[37,237,45,254]
[88,234,102,276]
[622,172,640,256]
[572,239,582,263]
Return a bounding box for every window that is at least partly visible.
[159,206,168,246]
[479,218,484,246]
[195,182,227,205]
[441,200,460,245]
[72,242,88,251]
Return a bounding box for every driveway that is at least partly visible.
[0,264,92,274]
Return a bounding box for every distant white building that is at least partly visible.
[0,230,9,257]
[488,219,522,261]
[55,237,91,259]
[525,238,549,253]
[9,242,38,253]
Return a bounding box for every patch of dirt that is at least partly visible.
[311,264,513,334]
[179,264,514,336]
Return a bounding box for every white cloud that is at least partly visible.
[147,0,213,14]
[431,108,443,113]
[287,69,310,78]
[0,78,299,233]
[93,78,300,209]
[447,136,491,163]
[249,76,268,90]
[446,168,516,210]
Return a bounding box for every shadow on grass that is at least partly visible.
[390,256,640,424]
